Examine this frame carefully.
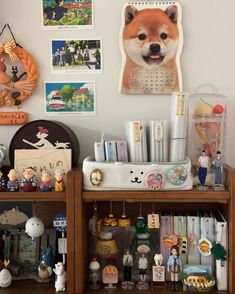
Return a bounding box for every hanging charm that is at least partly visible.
[103,201,117,227]
[25,202,45,240]
[147,202,160,229]
[118,201,130,227]
[89,201,102,235]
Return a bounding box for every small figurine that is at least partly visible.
[102,265,118,289]
[54,168,65,192]
[38,263,52,280]
[53,262,67,292]
[0,268,12,288]
[0,260,12,288]
[20,166,37,192]
[136,253,149,289]
[167,245,182,291]
[0,171,6,192]
[7,169,19,192]
[89,257,100,289]
[197,149,209,189]
[153,254,165,285]
[212,151,224,190]
[122,250,134,289]
[40,169,52,192]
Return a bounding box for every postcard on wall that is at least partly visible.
[42,0,93,30]
[119,1,183,95]
[44,81,96,116]
[14,149,72,186]
[51,39,102,73]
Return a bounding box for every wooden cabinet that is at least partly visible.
[0,169,76,294]
[74,165,235,294]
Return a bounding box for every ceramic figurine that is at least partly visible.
[53,262,67,292]
[54,168,65,192]
[167,245,182,291]
[212,151,224,190]
[40,246,54,268]
[102,265,118,289]
[152,253,165,284]
[0,268,12,288]
[89,257,100,289]
[136,253,149,290]
[40,169,52,192]
[38,263,53,280]
[95,231,118,259]
[25,216,45,239]
[197,149,209,190]
[0,170,6,192]
[7,169,19,192]
[20,166,37,192]
[122,250,134,289]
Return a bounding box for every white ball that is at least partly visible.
[25,216,45,239]
[0,269,12,288]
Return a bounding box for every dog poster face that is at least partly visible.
[120,1,183,95]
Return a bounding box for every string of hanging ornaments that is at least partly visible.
[0,24,39,124]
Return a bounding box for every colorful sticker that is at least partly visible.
[162,234,178,250]
[90,168,103,186]
[198,238,212,256]
[144,171,166,190]
[167,165,187,185]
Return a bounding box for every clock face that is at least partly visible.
[9,120,79,167]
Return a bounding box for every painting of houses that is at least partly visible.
[45,81,95,115]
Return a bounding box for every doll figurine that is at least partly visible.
[0,170,6,192]
[7,169,19,192]
[40,170,52,192]
[122,250,134,289]
[212,151,224,188]
[197,149,209,188]
[53,262,66,292]
[54,168,65,192]
[136,253,149,289]
[89,257,100,289]
[20,167,37,192]
[167,245,182,291]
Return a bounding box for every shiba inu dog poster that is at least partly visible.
[120,1,183,94]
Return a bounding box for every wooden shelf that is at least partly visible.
[0,190,66,201]
[74,166,235,294]
[0,280,55,294]
[84,286,229,294]
[83,189,230,201]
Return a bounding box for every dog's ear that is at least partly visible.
[125,5,138,25]
[165,5,178,23]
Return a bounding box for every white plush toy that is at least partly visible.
[154,253,164,267]
[0,268,12,288]
[53,262,67,292]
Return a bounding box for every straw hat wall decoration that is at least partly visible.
[0,24,38,122]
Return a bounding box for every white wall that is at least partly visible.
[0,0,235,167]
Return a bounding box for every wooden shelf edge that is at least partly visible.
[82,189,230,201]
[0,191,66,201]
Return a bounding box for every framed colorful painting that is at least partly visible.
[44,81,96,115]
[42,0,93,29]
[51,39,102,73]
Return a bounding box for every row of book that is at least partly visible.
[94,93,188,163]
[160,211,227,290]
